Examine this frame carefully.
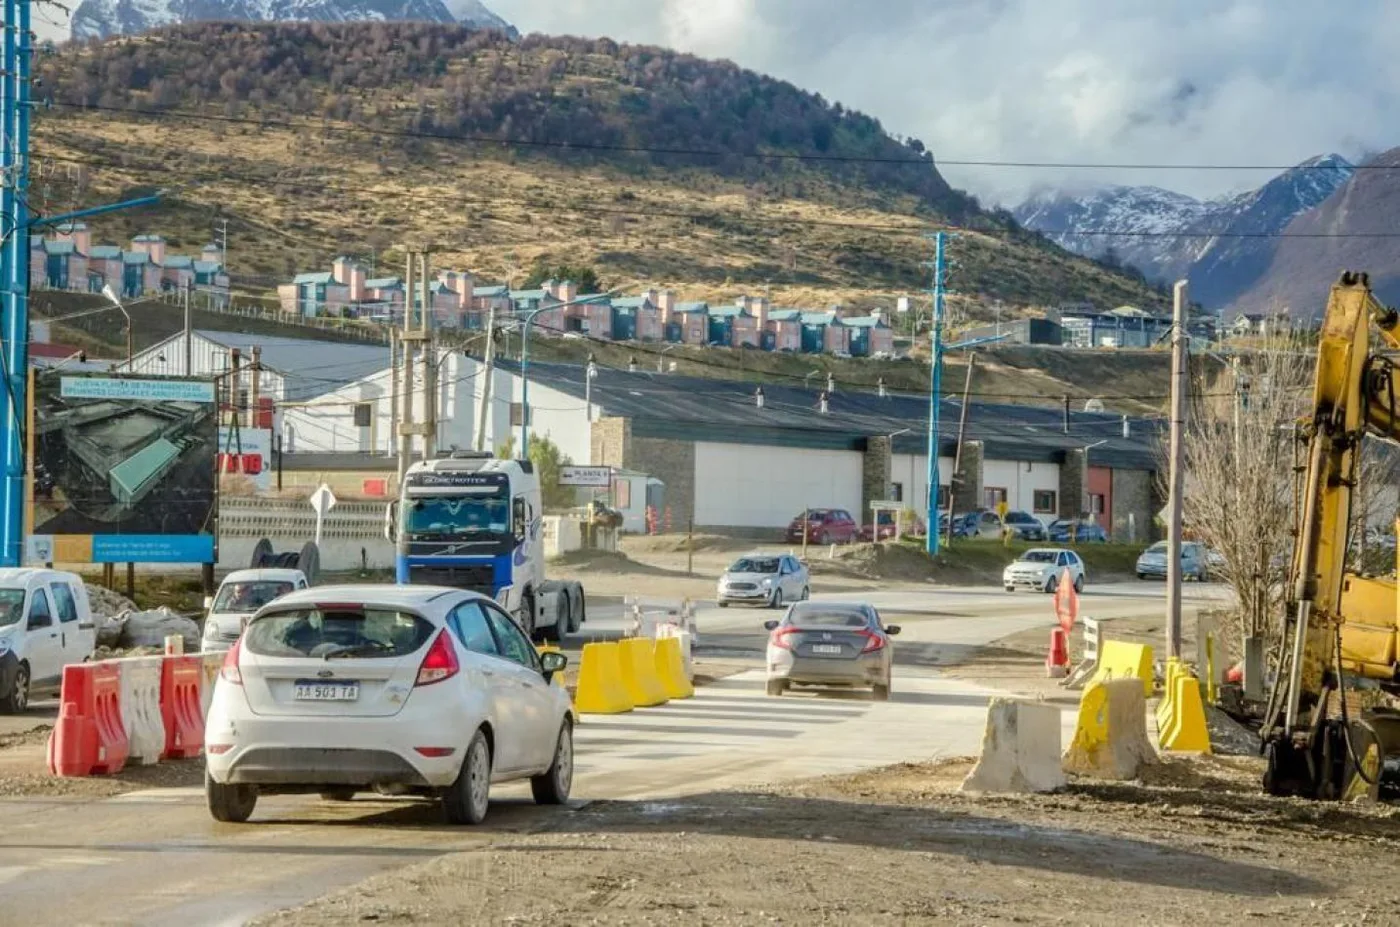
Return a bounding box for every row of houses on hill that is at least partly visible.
[31,224,231,306]
[279,259,896,357]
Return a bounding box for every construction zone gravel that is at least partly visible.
[257,756,1400,926]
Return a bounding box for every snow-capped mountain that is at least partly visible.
[1014,154,1355,309]
[69,0,514,40]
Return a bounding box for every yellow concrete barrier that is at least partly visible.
[618,638,669,707]
[1156,658,1187,732]
[536,644,567,689]
[1089,640,1155,697]
[653,636,694,700]
[1062,678,1156,779]
[574,642,634,715]
[1159,673,1211,753]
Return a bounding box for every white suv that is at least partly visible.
[204,585,574,825]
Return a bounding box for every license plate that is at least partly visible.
[294,681,360,701]
[810,644,843,655]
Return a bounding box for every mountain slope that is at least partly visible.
[1233,148,1400,315]
[34,23,1165,316]
[1014,155,1354,309]
[69,0,512,39]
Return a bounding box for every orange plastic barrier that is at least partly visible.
[48,663,129,777]
[161,655,205,759]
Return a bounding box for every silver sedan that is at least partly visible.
[763,601,899,700]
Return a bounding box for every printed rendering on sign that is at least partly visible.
[26,372,218,563]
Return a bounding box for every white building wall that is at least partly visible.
[693,442,862,528]
[890,453,955,513]
[981,459,1061,524]
[121,332,288,399]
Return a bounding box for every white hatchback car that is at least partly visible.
[204,585,574,825]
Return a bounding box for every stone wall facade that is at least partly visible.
[1058,448,1086,519]
[1111,468,1159,543]
[952,441,984,513]
[861,435,893,525]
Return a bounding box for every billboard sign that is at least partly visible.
[217,426,273,494]
[559,466,612,487]
[26,372,218,564]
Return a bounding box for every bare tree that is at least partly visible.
[1175,343,1313,651]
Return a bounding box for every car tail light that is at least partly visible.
[859,630,886,653]
[207,743,234,755]
[770,627,800,650]
[414,746,456,757]
[220,637,243,685]
[415,630,460,686]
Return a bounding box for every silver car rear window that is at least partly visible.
[789,610,869,628]
[245,608,434,659]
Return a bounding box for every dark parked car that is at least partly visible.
[785,508,858,545]
[1047,519,1109,543]
[859,511,926,542]
[1002,511,1047,541]
[941,512,982,538]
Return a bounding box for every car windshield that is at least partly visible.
[1018,551,1058,563]
[0,589,24,628]
[1006,512,1034,523]
[1146,542,1168,554]
[729,557,780,574]
[406,492,509,537]
[244,607,435,659]
[213,581,294,614]
[788,608,870,628]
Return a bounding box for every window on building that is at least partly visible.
[984,487,1008,509]
[510,402,530,427]
[353,403,372,427]
[890,483,904,503]
[1033,490,1057,514]
[938,485,951,509]
[613,479,631,509]
[1089,493,1106,515]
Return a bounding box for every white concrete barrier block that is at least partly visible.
[116,656,167,765]
[960,698,1067,794]
[659,627,694,680]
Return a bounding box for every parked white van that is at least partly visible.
[0,569,96,713]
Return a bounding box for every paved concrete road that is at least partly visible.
[0,580,1226,926]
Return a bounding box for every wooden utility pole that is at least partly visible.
[249,346,261,429]
[388,328,399,457]
[474,304,497,452]
[397,250,417,484]
[1166,280,1189,660]
[947,352,976,545]
[420,251,436,461]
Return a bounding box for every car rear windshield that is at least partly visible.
[244,608,435,659]
[1018,551,1057,563]
[788,609,870,628]
[730,557,780,574]
[0,589,24,628]
[1006,512,1035,523]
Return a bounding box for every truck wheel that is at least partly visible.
[543,595,568,644]
[567,584,584,634]
[521,590,537,639]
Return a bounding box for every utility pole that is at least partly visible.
[923,231,948,556]
[474,304,497,452]
[249,346,261,430]
[388,328,399,457]
[1166,279,1189,660]
[397,250,417,484]
[184,282,193,374]
[420,251,436,461]
[215,218,228,271]
[947,351,976,546]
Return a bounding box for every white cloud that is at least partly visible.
[493,0,1400,204]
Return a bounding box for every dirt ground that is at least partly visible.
[257,753,1400,926]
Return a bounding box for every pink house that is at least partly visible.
[823,319,850,354]
[333,257,368,302]
[580,301,614,339]
[678,308,708,344]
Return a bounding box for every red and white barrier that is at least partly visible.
[48,663,130,778]
[115,656,167,766]
[160,655,205,760]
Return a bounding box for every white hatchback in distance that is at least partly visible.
[1002,548,1086,594]
[204,585,574,825]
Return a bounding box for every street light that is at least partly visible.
[101,284,133,364]
[519,289,623,455]
[584,354,598,422]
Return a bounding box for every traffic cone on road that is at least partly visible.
[1046,627,1070,678]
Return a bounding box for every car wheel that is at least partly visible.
[770,587,784,609]
[1136,572,1146,580]
[443,729,492,825]
[319,789,356,802]
[800,586,810,601]
[717,601,729,609]
[766,678,788,697]
[206,771,258,824]
[1074,575,1084,594]
[530,720,573,806]
[1045,575,1058,595]
[873,682,891,702]
[0,662,29,714]
[1004,585,1015,593]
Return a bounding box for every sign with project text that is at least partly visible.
[560,466,612,487]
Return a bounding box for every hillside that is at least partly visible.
[1235,147,1400,314]
[33,23,1165,318]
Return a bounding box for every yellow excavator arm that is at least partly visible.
[1264,272,1400,799]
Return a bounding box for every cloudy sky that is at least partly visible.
[486,0,1400,205]
[38,0,1400,205]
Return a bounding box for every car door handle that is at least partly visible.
[521,681,537,689]
[49,633,58,639]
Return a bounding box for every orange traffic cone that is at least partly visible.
[1045,627,1070,678]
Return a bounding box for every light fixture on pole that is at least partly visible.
[519,288,623,455]
[584,354,598,422]
[101,284,133,364]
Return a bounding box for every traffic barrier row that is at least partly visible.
[1157,659,1211,753]
[1063,678,1157,779]
[49,651,226,778]
[1088,639,1154,697]
[574,636,694,715]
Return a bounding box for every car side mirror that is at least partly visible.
[763,619,780,631]
[885,625,901,636]
[539,650,568,680]
[203,596,214,611]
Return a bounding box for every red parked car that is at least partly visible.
[859,511,926,542]
[785,509,859,544]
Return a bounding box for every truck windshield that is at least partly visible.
[406,493,509,537]
[0,589,24,627]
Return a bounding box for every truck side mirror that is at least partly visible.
[384,500,399,542]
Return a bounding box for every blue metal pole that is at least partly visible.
[0,0,21,567]
[925,231,946,556]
